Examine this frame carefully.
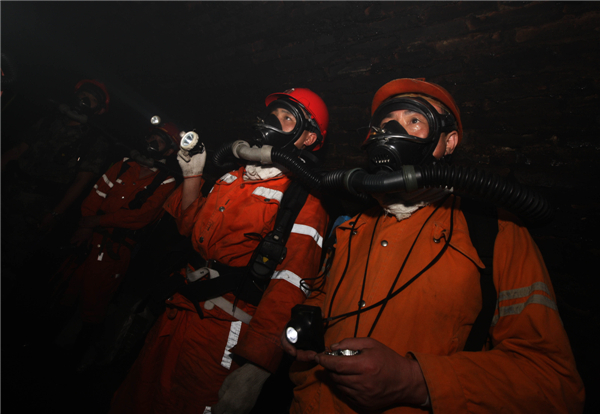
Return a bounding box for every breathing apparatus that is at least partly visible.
[280,79,554,353]
[251,97,317,150]
[363,96,458,170]
[212,88,329,186]
[55,79,110,124]
[319,79,554,225]
[72,79,110,117]
[140,116,181,161]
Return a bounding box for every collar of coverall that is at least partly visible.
[373,187,453,221]
[243,163,284,181]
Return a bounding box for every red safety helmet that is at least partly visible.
[371,78,462,144]
[151,121,181,150]
[75,79,110,114]
[265,88,329,151]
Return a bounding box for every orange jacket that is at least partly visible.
[82,158,176,230]
[290,196,584,414]
[163,167,328,373]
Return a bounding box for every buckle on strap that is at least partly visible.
[186,266,219,282]
[186,266,252,324]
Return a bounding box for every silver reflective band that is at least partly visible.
[102,174,114,188]
[498,281,551,301]
[253,186,284,203]
[272,270,310,297]
[286,327,299,343]
[291,224,323,248]
[94,184,107,198]
[492,293,558,327]
[221,321,242,369]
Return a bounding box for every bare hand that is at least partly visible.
[280,330,319,363]
[39,212,58,232]
[70,227,93,246]
[79,215,101,229]
[314,337,429,410]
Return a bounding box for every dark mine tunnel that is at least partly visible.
[1,1,599,413]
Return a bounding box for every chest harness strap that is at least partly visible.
[177,180,310,310]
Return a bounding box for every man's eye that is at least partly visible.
[411,118,421,124]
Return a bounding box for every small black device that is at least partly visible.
[284,304,325,353]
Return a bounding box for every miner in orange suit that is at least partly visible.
[110,88,330,414]
[56,122,181,352]
[282,78,585,414]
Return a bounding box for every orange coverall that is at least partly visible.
[59,158,176,323]
[110,167,328,413]
[290,196,585,414]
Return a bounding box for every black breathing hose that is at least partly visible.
[269,148,322,189]
[212,139,554,225]
[212,141,322,189]
[212,141,239,171]
[320,164,554,225]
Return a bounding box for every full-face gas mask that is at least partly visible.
[362,97,457,172]
[250,97,317,150]
[141,131,171,161]
[71,84,106,117]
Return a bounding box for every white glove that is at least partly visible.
[212,363,271,414]
[177,146,206,177]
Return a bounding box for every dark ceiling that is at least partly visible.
[3,1,600,171]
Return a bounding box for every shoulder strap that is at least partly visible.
[129,168,170,210]
[180,180,311,308]
[248,180,310,284]
[116,159,133,179]
[461,197,499,352]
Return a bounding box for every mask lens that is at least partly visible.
[380,120,408,134]
[264,113,283,130]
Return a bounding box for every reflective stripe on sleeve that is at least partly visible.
[272,270,310,297]
[94,184,107,198]
[161,177,176,185]
[220,321,242,370]
[102,174,114,188]
[498,281,551,301]
[291,224,323,248]
[203,407,212,414]
[252,187,284,203]
[492,282,557,326]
